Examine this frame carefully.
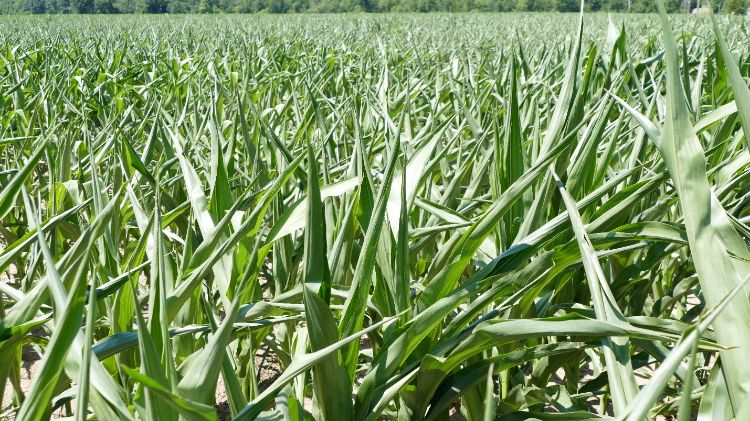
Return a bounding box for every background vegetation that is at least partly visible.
[1,0,747,15]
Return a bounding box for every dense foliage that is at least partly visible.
[2,5,750,421]
[0,0,744,14]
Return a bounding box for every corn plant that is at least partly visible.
[2,4,750,420]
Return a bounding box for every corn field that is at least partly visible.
[2,5,750,421]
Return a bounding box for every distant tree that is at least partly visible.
[584,0,601,10]
[631,0,681,12]
[288,0,308,11]
[723,0,747,14]
[535,0,555,10]
[630,0,654,11]
[410,0,437,12]
[237,0,264,12]
[493,0,513,11]
[556,0,580,12]
[198,0,217,12]
[70,0,94,12]
[167,0,197,12]
[267,0,289,12]
[112,0,134,12]
[23,0,47,13]
[665,0,684,11]
[605,0,628,10]
[144,0,167,12]
[235,0,251,11]
[473,0,495,11]
[94,0,117,12]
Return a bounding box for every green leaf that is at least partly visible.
[0,140,47,219]
[652,1,750,410]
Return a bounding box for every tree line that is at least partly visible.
[1,0,745,15]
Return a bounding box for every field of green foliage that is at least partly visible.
[2,6,750,420]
